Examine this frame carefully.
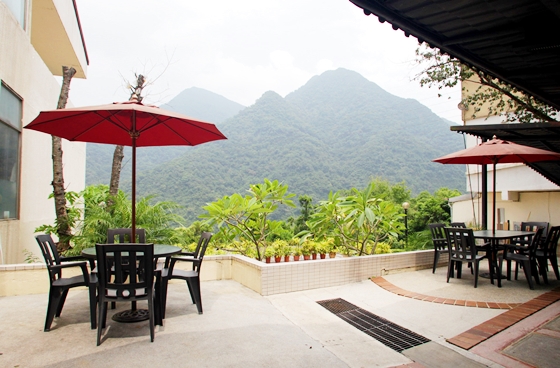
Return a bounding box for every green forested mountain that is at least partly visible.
[87,68,465,223]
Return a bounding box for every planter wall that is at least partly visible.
[1,250,443,297]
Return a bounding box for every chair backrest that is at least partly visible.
[527,227,544,257]
[428,223,447,251]
[542,226,560,256]
[444,227,477,260]
[35,234,63,282]
[519,222,549,245]
[107,228,146,243]
[450,222,467,228]
[192,232,213,272]
[95,243,155,300]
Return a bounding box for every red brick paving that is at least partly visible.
[371,276,560,350]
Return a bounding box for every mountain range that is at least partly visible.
[86,68,465,222]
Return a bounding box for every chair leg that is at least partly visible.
[531,260,540,285]
[432,251,440,273]
[474,261,480,288]
[56,289,69,317]
[97,301,107,346]
[498,257,504,288]
[45,288,63,332]
[89,284,97,329]
[521,260,535,290]
[148,296,155,342]
[188,277,203,314]
[446,260,453,283]
[160,278,169,319]
[537,257,549,285]
[186,280,196,305]
[549,256,560,280]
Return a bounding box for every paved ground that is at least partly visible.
[1,265,559,367]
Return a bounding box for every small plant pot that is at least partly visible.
[293,255,300,261]
[303,255,310,260]
[265,256,271,263]
[284,255,290,262]
[329,252,336,258]
[274,256,282,263]
[320,253,326,259]
[312,253,317,260]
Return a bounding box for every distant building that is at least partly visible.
[0,0,87,263]
[450,79,560,229]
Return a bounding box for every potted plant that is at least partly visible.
[293,247,301,261]
[264,246,274,263]
[317,241,327,259]
[272,240,288,263]
[324,238,337,258]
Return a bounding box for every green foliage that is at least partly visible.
[23,249,40,263]
[415,46,558,123]
[409,187,461,232]
[306,181,404,256]
[37,185,185,256]
[200,179,295,260]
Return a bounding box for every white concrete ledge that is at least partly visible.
[0,250,441,297]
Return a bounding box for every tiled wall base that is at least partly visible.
[0,250,438,297]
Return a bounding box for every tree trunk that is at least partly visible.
[52,66,76,252]
[108,74,146,203]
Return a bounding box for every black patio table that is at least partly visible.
[82,244,181,324]
[473,230,535,285]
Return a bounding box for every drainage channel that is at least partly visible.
[317,298,430,352]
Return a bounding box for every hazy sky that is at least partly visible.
[71,0,461,123]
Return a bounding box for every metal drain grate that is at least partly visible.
[317,298,430,352]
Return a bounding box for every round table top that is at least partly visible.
[81,244,181,259]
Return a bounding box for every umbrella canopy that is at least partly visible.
[433,136,560,232]
[25,100,227,238]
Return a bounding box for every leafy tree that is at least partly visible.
[293,195,313,234]
[409,187,461,231]
[306,182,404,255]
[415,46,558,123]
[38,185,185,256]
[200,179,295,259]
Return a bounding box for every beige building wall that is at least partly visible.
[0,1,87,264]
[451,79,560,228]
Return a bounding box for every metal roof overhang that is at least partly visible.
[349,0,560,110]
[349,0,560,187]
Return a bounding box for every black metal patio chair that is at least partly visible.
[35,234,97,331]
[161,232,213,316]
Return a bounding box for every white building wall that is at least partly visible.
[0,2,86,264]
[451,115,560,228]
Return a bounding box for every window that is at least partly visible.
[0,82,22,219]
[1,0,26,28]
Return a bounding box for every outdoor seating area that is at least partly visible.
[429,222,560,292]
[1,255,559,367]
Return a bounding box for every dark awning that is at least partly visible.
[350,0,560,187]
[350,0,560,110]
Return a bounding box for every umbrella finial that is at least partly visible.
[130,94,139,102]
[492,135,497,140]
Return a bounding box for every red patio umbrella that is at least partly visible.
[433,136,560,233]
[25,100,227,239]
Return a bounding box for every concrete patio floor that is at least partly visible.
[1,264,559,367]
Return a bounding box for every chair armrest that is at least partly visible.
[168,257,201,274]
[60,255,87,262]
[49,261,91,284]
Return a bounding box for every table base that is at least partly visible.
[112,308,150,323]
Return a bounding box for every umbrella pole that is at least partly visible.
[492,161,497,234]
[131,137,137,243]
